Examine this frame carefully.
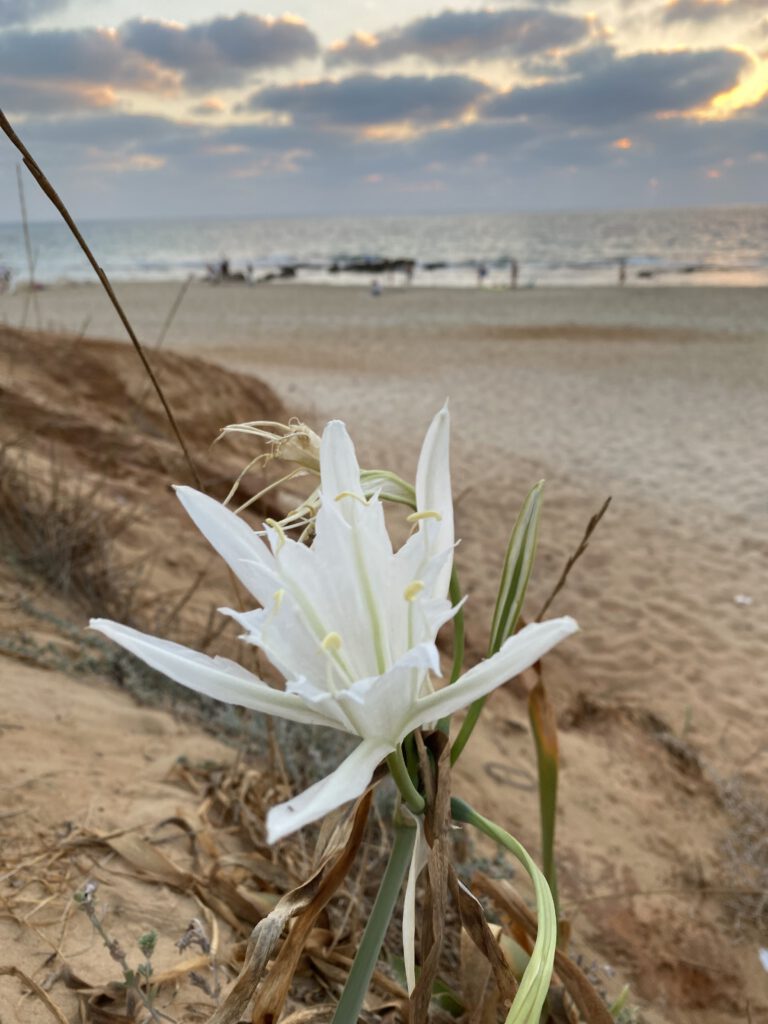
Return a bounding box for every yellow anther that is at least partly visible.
[265,518,287,551]
[406,509,443,523]
[404,580,425,602]
[335,490,368,505]
[273,589,285,611]
[321,631,343,652]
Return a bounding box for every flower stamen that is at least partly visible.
[321,631,343,652]
[403,581,425,602]
[406,510,442,523]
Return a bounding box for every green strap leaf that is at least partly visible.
[451,798,557,1024]
[489,480,545,655]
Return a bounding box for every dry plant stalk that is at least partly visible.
[0,109,201,490]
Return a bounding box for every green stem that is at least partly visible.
[331,821,416,1024]
[387,749,425,815]
[450,797,557,1024]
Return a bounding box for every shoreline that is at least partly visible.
[2,279,766,344]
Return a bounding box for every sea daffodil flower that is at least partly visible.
[91,408,577,843]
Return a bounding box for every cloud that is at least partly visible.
[245,73,490,128]
[0,27,172,91]
[485,47,748,124]
[6,93,768,220]
[0,77,117,114]
[0,0,67,27]
[662,0,766,23]
[120,14,319,90]
[327,8,590,67]
[0,14,319,111]
[190,97,228,117]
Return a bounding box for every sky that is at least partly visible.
[0,0,767,219]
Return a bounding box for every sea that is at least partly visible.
[0,205,766,289]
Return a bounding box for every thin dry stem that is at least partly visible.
[0,110,202,490]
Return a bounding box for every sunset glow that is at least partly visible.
[0,0,765,217]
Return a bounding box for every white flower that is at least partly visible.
[91,407,577,844]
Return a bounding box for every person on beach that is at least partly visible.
[0,266,10,293]
[618,257,627,285]
[370,278,382,297]
[510,258,519,289]
[477,262,488,287]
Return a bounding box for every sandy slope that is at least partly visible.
[1,283,767,1022]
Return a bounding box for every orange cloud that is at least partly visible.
[612,137,632,149]
[702,51,768,116]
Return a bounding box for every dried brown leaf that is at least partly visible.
[460,926,499,1024]
[448,870,518,1005]
[207,790,372,1024]
[107,834,194,890]
[411,733,452,1024]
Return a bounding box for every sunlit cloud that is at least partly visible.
[327,8,591,67]
[706,53,768,115]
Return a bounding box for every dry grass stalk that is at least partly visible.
[0,109,202,490]
[535,497,611,622]
[0,965,69,1024]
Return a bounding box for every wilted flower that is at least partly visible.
[91,407,576,843]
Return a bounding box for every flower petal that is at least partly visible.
[403,814,429,994]
[174,486,279,605]
[401,617,578,736]
[336,641,440,741]
[415,404,453,596]
[266,738,393,843]
[320,420,364,506]
[89,619,335,728]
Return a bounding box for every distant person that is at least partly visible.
[509,258,519,289]
[220,257,230,280]
[404,261,414,286]
[370,278,382,297]
[618,257,627,285]
[477,262,488,287]
[0,266,10,293]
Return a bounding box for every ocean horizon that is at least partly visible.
[1,205,767,289]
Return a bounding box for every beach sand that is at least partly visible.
[1,281,766,1022]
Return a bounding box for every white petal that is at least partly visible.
[174,486,279,604]
[337,641,440,740]
[220,598,329,685]
[284,676,357,732]
[401,617,578,736]
[320,420,364,506]
[89,619,335,728]
[415,405,454,597]
[403,815,430,994]
[266,738,393,843]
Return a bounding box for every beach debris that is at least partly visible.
[733,594,754,606]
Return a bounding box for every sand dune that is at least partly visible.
[1,282,766,1022]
